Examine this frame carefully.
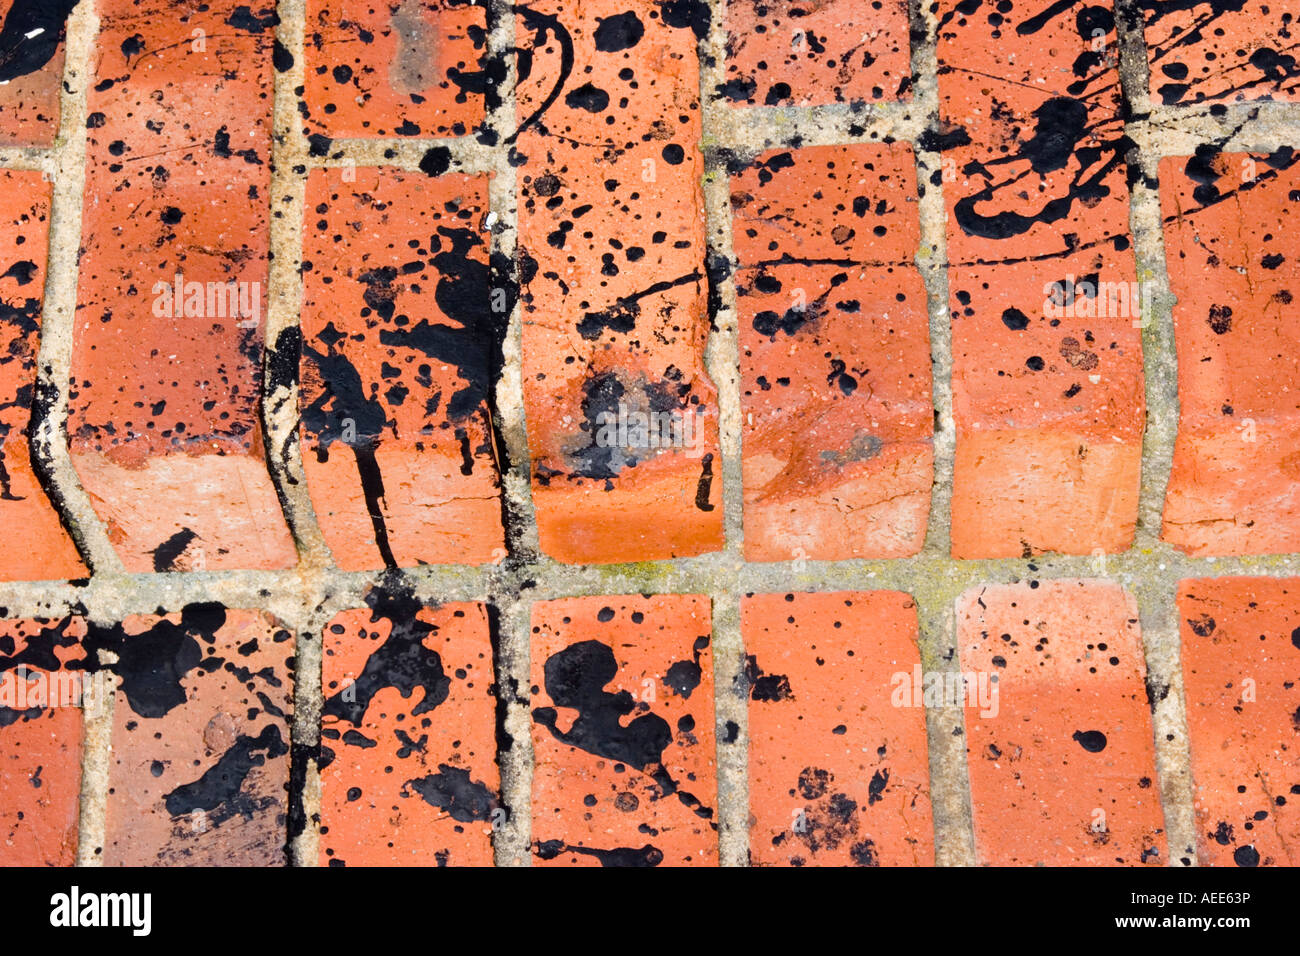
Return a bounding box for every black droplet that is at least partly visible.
[1002,307,1029,330]
[418,145,452,177]
[1072,729,1107,752]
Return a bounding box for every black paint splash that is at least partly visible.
[83,602,229,719]
[163,723,288,825]
[0,0,79,83]
[322,576,451,727]
[535,839,664,866]
[533,640,713,819]
[404,763,497,822]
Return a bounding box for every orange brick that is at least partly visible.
[0,171,86,581]
[69,0,295,573]
[302,0,486,139]
[531,595,716,866]
[743,591,933,866]
[1142,1,1300,105]
[0,616,87,866]
[0,0,73,146]
[721,0,911,106]
[319,591,499,866]
[300,168,504,569]
[959,580,1166,865]
[516,0,723,564]
[731,144,932,561]
[949,257,1145,558]
[100,605,293,866]
[938,0,1143,558]
[1160,150,1300,555]
[1178,578,1300,867]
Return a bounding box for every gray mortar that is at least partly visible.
[0,0,1294,867]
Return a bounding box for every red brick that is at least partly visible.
[302,0,486,139]
[516,0,723,564]
[721,0,911,106]
[949,256,1145,558]
[69,0,295,573]
[959,580,1166,865]
[0,616,87,866]
[1160,150,1300,555]
[1178,578,1300,867]
[319,592,499,866]
[0,171,86,581]
[743,591,933,866]
[300,168,504,569]
[531,595,716,866]
[1142,1,1300,105]
[938,0,1144,558]
[731,144,932,561]
[101,605,293,866]
[0,0,69,146]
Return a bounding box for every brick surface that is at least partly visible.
[731,143,932,561]
[938,0,1144,558]
[0,171,86,581]
[69,0,295,573]
[300,168,505,569]
[101,605,293,866]
[743,591,933,866]
[531,595,716,866]
[1178,578,1300,867]
[0,616,87,866]
[1142,0,1300,105]
[14,0,1300,878]
[302,0,486,140]
[319,590,499,866]
[959,581,1166,866]
[516,0,723,564]
[1160,149,1300,555]
[721,0,910,106]
[0,0,73,146]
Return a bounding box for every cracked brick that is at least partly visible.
[515,0,723,563]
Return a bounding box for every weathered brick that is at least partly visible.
[101,605,293,866]
[531,595,716,866]
[1178,578,1300,867]
[731,144,932,561]
[516,0,723,564]
[319,589,499,866]
[949,255,1145,558]
[0,616,87,866]
[1142,0,1300,105]
[0,171,86,581]
[938,0,1144,558]
[302,0,486,140]
[743,591,933,866]
[959,580,1166,865]
[0,0,72,146]
[721,0,910,106]
[69,0,295,572]
[300,168,504,569]
[1160,150,1300,555]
